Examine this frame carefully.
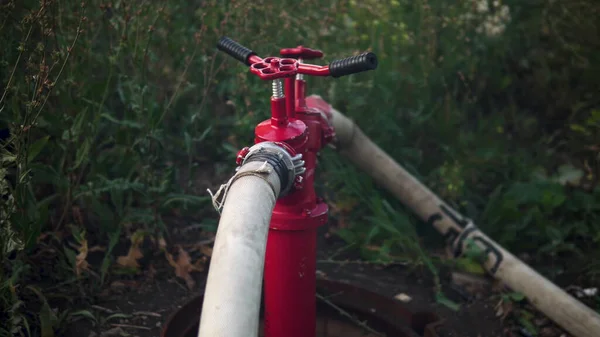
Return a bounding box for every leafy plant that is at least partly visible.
[1,0,599,334]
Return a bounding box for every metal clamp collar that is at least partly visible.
[239,142,305,197]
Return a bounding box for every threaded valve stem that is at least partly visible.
[272,79,284,98]
[296,58,304,81]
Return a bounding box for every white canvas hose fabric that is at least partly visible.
[317,94,600,337]
[198,160,281,337]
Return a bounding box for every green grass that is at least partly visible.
[1,0,600,335]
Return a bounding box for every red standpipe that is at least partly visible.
[253,91,314,337]
[220,36,376,337]
[257,94,329,337]
[239,44,353,337]
[256,48,332,337]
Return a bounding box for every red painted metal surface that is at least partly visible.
[250,57,298,80]
[260,47,334,337]
[235,46,341,337]
[284,78,296,119]
[305,95,334,120]
[280,46,324,59]
[246,55,331,79]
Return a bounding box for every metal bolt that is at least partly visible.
[294,175,304,191]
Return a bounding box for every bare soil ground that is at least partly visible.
[60,217,531,337]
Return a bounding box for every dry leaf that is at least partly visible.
[158,237,167,251]
[116,231,145,269]
[75,239,90,276]
[199,245,213,257]
[394,293,412,303]
[89,245,106,252]
[110,281,126,289]
[494,298,513,321]
[165,245,204,290]
[495,300,503,317]
[116,245,143,268]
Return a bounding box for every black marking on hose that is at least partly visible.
[244,152,289,194]
[426,211,463,244]
[452,226,478,257]
[472,237,504,274]
[429,205,503,274]
[443,227,460,244]
[426,213,442,227]
[439,204,470,228]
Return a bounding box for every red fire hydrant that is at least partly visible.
[217,37,377,337]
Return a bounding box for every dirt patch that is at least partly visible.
[61,218,515,337]
[316,230,506,337]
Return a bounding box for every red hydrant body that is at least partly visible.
[251,48,332,337]
[219,37,376,337]
[257,79,333,337]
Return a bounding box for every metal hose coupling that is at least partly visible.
[238,142,305,197]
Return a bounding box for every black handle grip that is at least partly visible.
[217,36,256,65]
[328,52,378,78]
